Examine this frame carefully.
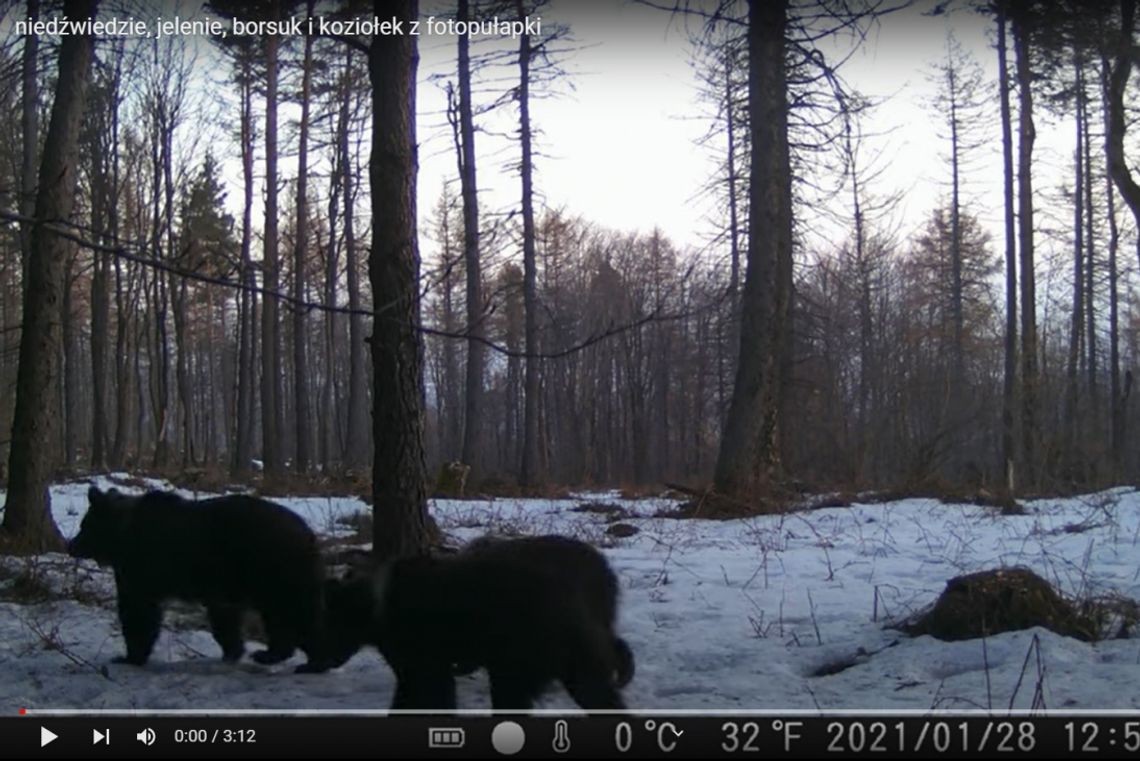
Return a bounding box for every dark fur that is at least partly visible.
[455,535,634,687]
[323,535,634,710]
[69,486,331,673]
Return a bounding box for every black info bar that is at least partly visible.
[7,713,1140,758]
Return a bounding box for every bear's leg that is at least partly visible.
[250,607,298,665]
[562,671,625,710]
[114,593,162,666]
[292,587,333,674]
[206,603,245,662]
[488,669,546,710]
[558,625,626,710]
[390,665,458,710]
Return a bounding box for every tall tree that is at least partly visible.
[1012,2,1040,487]
[85,47,124,471]
[206,1,262,475]
[19,0,39,281]
[320,53,344,472]
[369,0,430,558]
[1065,51,1086,459]
[1102,56,1125,470]
[714,0,793,498]
[263,0,284,476]
[235,37,258,476]
[1080,54,1099,428]
[1107,0,1140,264]
[293,0,315,474]
[995,1,1018,493]
[457,0,485,482]
[342,49,369,473]
[518,0,543,487]
[3,0,97,551]
[929,32,987,394]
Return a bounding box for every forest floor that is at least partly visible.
[3,476,1140,712]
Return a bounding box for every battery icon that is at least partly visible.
[428,727,466,748]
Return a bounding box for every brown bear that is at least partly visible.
[69,486,331,673]
[323,534,634,710]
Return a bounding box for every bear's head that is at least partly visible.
[68,486,133,565]
[321,573,378,668]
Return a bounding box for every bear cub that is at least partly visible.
[69,486,330,673]
[323,534,634,710]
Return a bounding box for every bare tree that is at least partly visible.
[456,0,485,482]
[517,0,543,487]
[293,0,316,474]
[1012,2,1041,487]
[343,50,370,473]
[369,0,430,558]
[1101,56,1126,469]
[19,0,39,284]
[4,0,97,551]
[263,1,284,476]
[1107,0,1140,264]
[994,1,1018,492]
[714,0,793,497]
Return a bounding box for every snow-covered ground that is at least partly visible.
[4,475,1140,714]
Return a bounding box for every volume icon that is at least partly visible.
[136,728,156,746]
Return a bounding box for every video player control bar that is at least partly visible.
[9,715,1139,758]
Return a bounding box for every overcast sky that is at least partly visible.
[0,0,1104,269]
[414,0,1089,264]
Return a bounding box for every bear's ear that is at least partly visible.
[87,485,105,503]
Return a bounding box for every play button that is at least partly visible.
[93,728,108,745]
[40,727,57,747]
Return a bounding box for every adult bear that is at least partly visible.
[323,534,634,710]
[69,486,331,673]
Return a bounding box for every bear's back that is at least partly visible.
[379,546,599,669]
[117,492,320,601]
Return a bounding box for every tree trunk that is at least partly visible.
[714,0,792,498]
[322,73,342,473]
[233,55,255,477]
[1013,7,1039,488]
[3,0,96,551]
[262,5,282,476]
[948,60,965,385]
[457,0,485,483]
[997,5,1017,493]
[518,0,543,487]
[439,209,461,460]
[293,7,314,475]
[110,257,131,468]
[19,0,39,282]
[1065,55,1084,461]
[90,250,109,470]
[344,50,368,473]
[1081,60,1097,435]
[173,275,192,465]
[369,0,430,559]
[1107,0,1140,267]
[88,60,114,471]
[61,258,78,468]
[1103,55,1125,471]
[723,43,741,426]
[147,85,172,469]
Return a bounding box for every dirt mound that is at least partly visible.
[898,567,1101,642]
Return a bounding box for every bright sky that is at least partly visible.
[415,0,716,255]
[0,0,1107,270]
[415,0,1094,265]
